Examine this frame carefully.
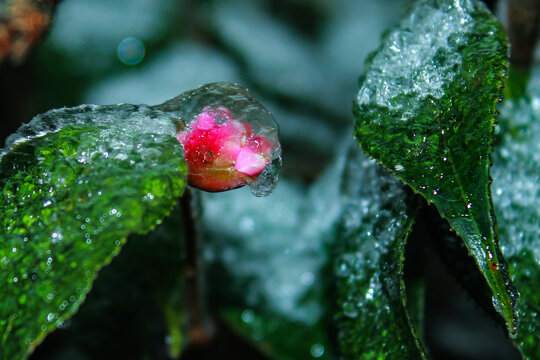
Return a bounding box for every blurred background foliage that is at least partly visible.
[1,0,407,180]
[0,0,530,359]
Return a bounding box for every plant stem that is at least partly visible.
[180,188,212,345]
[507,0,540,69]
[502,0,540,98]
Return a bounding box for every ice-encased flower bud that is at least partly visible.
[154,82,281,196]
[177,107,274,192]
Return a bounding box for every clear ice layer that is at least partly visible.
[3,82,281,197]
[1,104,177,160]
[155,82,282,196]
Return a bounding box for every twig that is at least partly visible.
[507,0,540,70]
[180,188,212,345]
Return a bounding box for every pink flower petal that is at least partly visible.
[194,113,216,130]
[234,147,270,175]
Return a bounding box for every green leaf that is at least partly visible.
[0,104,187,359]
[333,145,427,360]
[32,203,187,359]
[353,0,518,333]
[492,72,540,358]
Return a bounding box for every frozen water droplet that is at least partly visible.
[249,156,281,197]
[492,295,503,316]
[343,301,358,318]
[365,287,374,300]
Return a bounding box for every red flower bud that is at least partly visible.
[177,106,275,192]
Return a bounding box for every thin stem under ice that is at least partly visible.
[180,188,212,345]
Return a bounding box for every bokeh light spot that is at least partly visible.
[310,344,324,358]
[117,37,145,65]
[241,309,255,323]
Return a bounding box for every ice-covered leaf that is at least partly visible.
[201,149,347,360]
[333,145,427,360]
[492,70,540,358]
[0,104,187,359]
[353,0,518,333]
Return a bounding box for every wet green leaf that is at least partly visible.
[333,145,427,360]
[30,203,187,360]
[492,70,540,359]
[353,0,517,333]
[0,104,187,359]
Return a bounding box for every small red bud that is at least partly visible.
[177,106,274,192]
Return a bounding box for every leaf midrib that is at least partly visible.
[438,120,486,248]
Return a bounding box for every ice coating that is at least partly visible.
[155,82,281,196]
[356,0,475,111]
[333,144,427,358]
[0,104,187,358]
[0,104,178,161]
[2,82,281,197]
[353,0,518,335]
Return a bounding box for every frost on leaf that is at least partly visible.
[333,144,426,360]
[353,0,517,334]
[0,104,187,359]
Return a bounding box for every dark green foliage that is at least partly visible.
[0,106,187,359]
[333,145,427,360]
[353,0,517,333]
